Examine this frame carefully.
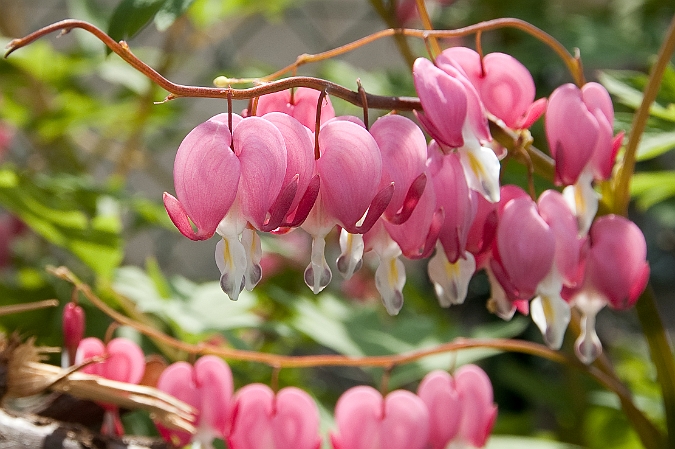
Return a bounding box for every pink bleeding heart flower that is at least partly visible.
[254,87,335,129]
[163,118,241,241]
[262,112,319,228]
[454,365,498,448]
[417,370,462,449]
[76,337,145,384]
[530,189,585,349]
[443,47,545,129]
[414,55,500,203]
[228,384,321,449]
[330,386,429,449]
[566,215,649,364]
[370,114,428,224]
[156,356,233,448]
[62,302,85,368]
[488,186,555,318]
[545,82,620,186]
[428,142,477,264]
[465,193,498,271]
[75,337,145,436]
[302,118,392,294]
[210,113,292,300]
[336,114,428,288]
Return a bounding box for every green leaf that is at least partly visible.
[636,131,675,160]
[113,266,262,336]
[599,71,675,122]
[154,0,196,31]
[485,436,582,449]
[0,168,123,278]
[108,0,165,43]
[630,171,675,210]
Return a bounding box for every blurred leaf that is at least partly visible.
[113,265,262,336]
[108,0,165,43]
[485,436,582,448]
[599,70,675,122]
[635,131,675,161]
[0,167,122,278]
[630,171,675,210]
[154,0,196,31]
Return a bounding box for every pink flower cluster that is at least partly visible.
[154,355,496,449]
[70,332,497,449]
[163,46,649,364]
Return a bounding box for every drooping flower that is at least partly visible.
[417,370,462,449]
[488,186,555,318]
[565,215,649,363]
[229,384,321,449]
[530,190,585,349]
[418,365,497,449]
[302,118,392,294]
[442,47,546,129]
[413,56,500,203]
[156,356,233,449]
[546,82,623,234]
[163,118,241,241]
[254,87,335,129]
[330,386,429,449]
[454,365,498,448]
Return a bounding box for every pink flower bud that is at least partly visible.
[584,215,649,310]
[62,302,85,367]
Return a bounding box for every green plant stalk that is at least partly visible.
[636,286,675,447]
[610,12,675,448]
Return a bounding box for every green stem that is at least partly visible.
[636,286,675,448]
[614,13,675,215]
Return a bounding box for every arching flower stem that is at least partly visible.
[47,264,664,449]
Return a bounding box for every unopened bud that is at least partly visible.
[62,302,85,367]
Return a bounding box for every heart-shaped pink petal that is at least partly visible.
[417,370,462,449]
[331,386,429,449]
[229,384,321,449]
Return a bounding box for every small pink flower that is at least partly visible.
[545,83,620,186]
[443,47,545,129]
[566,215,649,363]
[76,337,145,384]
[330,386,429,449]
[229,384,321,449]
[255,87,335,129]
[156,356,233,448]
[75,337,145,436]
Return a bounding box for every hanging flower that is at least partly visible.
[229,384,321,449]
[330,385,430,449]
[443,47,546,129]
[156,356,233,449]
